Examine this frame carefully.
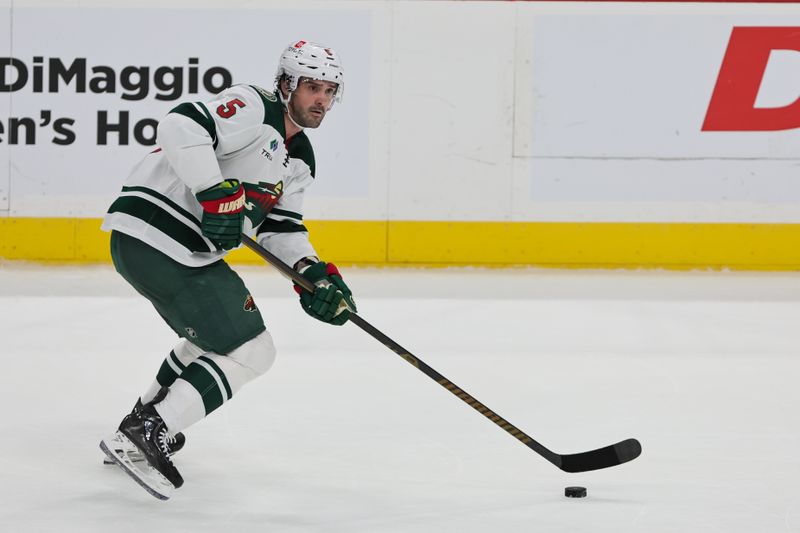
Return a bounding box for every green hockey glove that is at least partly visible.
[294,261,357,326]
[195,179,246,250]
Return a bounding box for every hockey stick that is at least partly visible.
[242,235,642,473]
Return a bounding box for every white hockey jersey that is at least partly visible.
[102,83,318,268]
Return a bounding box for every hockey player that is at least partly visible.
[99,40,356,500]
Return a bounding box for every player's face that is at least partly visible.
[289,78,339,128]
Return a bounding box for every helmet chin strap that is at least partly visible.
[280,90,305,132]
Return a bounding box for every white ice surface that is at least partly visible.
[1,264,799,532]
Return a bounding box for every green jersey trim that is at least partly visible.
[121,185,201,226]
[286,132,315,178]
[169,102,219,150]
[246,84,314,176]
[250,84,286,139]
[269,208,303,221]
[257,218,308,234]
[197,102,218,149]
[107,195,213,253]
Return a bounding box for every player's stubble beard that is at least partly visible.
[288,97,326,129]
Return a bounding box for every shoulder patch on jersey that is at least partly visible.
[252,84,277,102]
[249,84,286,140]
[286,131,316,178]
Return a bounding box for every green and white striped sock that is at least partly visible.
[154,353,249,433]
[142,341,203,404]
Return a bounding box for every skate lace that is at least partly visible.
[157,429,176,461]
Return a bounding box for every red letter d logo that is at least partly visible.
[703,27,800,132]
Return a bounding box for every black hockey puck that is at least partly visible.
[565,486,587,498]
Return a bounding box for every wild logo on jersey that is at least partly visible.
[243,294,257,312]
[243,181,284,227]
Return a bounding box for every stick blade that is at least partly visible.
[558,438,642,473]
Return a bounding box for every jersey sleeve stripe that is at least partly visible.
[169,102,219,150]
[269,208,303,221]
[195,103,219,150]
[121,185,201,226]
[108,196,213,253]
[257,218,308,234]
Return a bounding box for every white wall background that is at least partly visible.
[3,0,800,223]
[4,1,377,217]
[0,0,10,211]
[514,3,800,222]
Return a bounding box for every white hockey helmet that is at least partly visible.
[275,40,344,104]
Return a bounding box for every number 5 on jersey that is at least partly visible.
[217,98,246,118]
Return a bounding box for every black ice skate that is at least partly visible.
[99,404,184,500]
[102,394,186,464]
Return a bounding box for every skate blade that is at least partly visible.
[103,450,144,465]
[103,443,179,465]
[99,432,175,501]
[103,451,144,465]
